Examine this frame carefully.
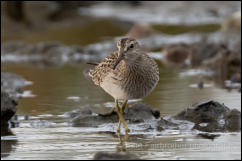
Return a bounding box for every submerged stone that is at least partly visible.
[94,152,139,160]
[197,133,221,140]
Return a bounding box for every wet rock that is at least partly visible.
[190,41,226,67]
[64,105,92,118]
[81,1,240,25]
[193,121,223,132]
[123,103,160,123]
[139,33,202,51]
[0,33,207,67]
[162,43,193,68]
[1,90,18,126]
[1,127,17,158]
[72,114,118,127]
[197,133,220,140]
[127,23,155,39]
[94,152,138,160]
[156,117,178,131]
[187,32,241,89]
[202,47,241,86]
[70,104,117,127]
[71,103,160,127]
[1,72,26,99]
[221,11,241,33]
[1,72,29,126]
[175,100,230,123]
[225,109,241,132]
[41,43,88,66]
[1,41,115,66]
[230,73,241,83]
[175,100,241,132]
[89,104,115,116]
[197,80,204,89]
[71,100,240,133]
[1,41,85,66]
[1,41,32,54]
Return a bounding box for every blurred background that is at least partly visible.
[1,1,241,160]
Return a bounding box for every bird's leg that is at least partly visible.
[115,99,130,133]
[121,99,128,113]
[121,99,130,133]
[116,100,121,133]
[117,99,128,131]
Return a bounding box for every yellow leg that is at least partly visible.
[115,99,130,133]
[116,100,121,133]
[121,100,128,113]
[118,100,128,131]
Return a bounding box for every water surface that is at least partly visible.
[1,62,241,160]
[1,3,241,158]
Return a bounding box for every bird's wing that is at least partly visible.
[88,51,118,85]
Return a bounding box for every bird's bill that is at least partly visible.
[112,51,124,70]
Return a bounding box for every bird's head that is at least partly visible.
[113,38,140,70]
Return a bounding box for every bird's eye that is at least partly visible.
[130,44,134,49]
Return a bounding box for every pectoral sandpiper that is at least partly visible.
[89,38,159,134]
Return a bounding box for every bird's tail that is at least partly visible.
[86,62,99,66]
[82,68,93,82]
[82,62,98,82]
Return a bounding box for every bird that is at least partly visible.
[88,37,159,134]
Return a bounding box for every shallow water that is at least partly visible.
[1,62,241,160]
[1,2,241,159]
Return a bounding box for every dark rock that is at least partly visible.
[162,43,193,68]
[156,117,178,131]
[124,103,160,123]
[187,30,241,89]
[1,72,29,126]
[175,100,241,132]
[127,23,155,39]
[198,80,204,89]
[42,44,84,66]
[190,41,226,67]
[70,105,118,127]
[70,100,241,133]
[93,152,138,160]
[197,133,220,140]
[80,1,240,26]
[221,11,241,33]
[64,105,92,119]
[1,41,32,54]
[1,90,18,126]
[1,72,26,99]
[225,109,241,132]
[89,104,115,116]
[230,73,241,83]
[71,103,160,127]
[193,121,223,132]
[202,48,241,86]
[72,115,117,127]
[175,100,230,123]
[1,127,17,158]
[1,41,104,67]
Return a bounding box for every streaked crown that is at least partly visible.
[117,38,139,53]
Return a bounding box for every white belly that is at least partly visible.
[100,76,127,100]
